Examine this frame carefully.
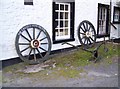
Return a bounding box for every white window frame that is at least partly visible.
[55,2,70,40]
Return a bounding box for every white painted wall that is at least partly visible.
[0,0,110,60]
[110,0,120,39]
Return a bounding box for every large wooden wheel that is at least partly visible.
[78,20,96,48]
[15,24,51,64]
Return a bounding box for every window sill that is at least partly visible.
[113,21,120,24]
[53,38,75,44]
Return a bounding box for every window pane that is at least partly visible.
[65,5,68,11]
[60,4,64,10]
[65,29,68,35]
[55,30,59,36]
[60,12,64,19]
[60,21,63,27]
[60,29,63,36]
[65,21,68,27]
[55,4,59,10]
[65,12,68,19]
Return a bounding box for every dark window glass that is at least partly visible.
[65,12,68,19]
[55,4,59,10]
[60,29,63,32]
[60,12,64,19]
[60,21,63,27]
[65,5,68,10]
[60,5,64,10]
[24,0,33,5]
[65,21,68,27]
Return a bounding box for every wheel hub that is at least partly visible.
[86,31,92,37]
[31,39,40,48]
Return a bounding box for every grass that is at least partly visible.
[2,42,120,80]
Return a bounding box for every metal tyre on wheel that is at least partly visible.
[78,20,96,48]
[15,24,51,64]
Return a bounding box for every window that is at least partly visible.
[53,0,75,44]
[97,4,109,37]
[113,7,120,24]
[24,0,33,5]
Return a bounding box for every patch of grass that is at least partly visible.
[53,49,91,68]
[52,67,84,78]
[2,42,120,80]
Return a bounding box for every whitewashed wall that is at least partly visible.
[110,0,120,39]
[0,0,110,60]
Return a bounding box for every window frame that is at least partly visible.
[52,1,75,44]
[97,3,110,38]
[24,0,33,5]
[113,6,120,24]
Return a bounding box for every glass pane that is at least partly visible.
[60,12,64,19]
[65,5,68,11]
[60,21,63,27]
[100,8,102,19]
[65,12,68,19]
[60,4,64,10]
[65,21,68,27]
[60,29,63,36]
[55,4,59,10]
[55,30,59,36]
[65,29,68,35]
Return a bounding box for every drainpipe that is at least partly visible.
[109,0,112,40]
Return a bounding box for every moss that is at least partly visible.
[2,42,120,80]
[52,67,84,78]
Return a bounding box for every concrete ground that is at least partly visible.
[2,55,119,88]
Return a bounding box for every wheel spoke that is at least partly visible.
[41,43,48,45]
[88,26,91,31]
[86,22,88,30]
[79,32,85,35]
[36,30,42,39]
[36,48,43,58]
[33,28,35,39]
[84,38,87,44]
[18,43,30,45]
[21,34,30,42]
[80,27,85,33]
[83,23,86,32]
[40,37,47,41]
[39,47,47,52]
[89,37,94,42]
[88,38,92,44]
[86,38,89,44]
[21,46,30,53]
[28,48,32,59]
[33,48,36,61]
[26,29,32,40]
